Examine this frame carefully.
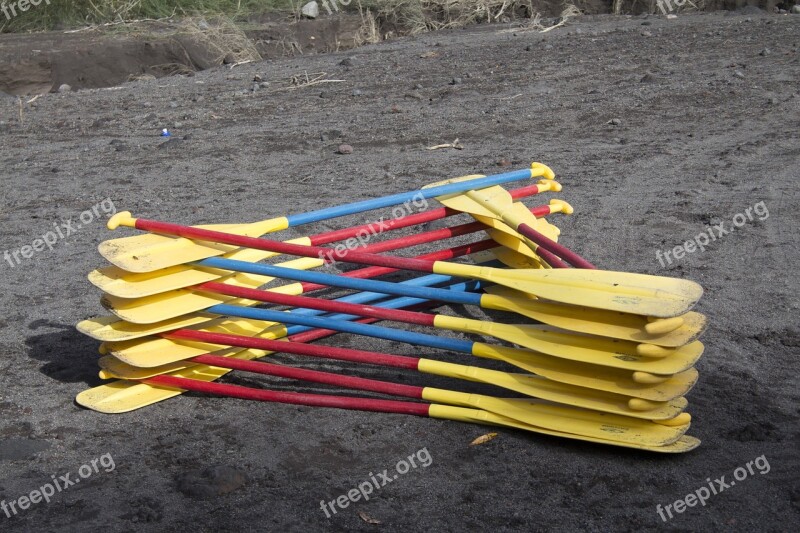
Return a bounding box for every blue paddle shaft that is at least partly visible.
[198,257,484,307]
[210,304,475,354]
[285,168,532,226]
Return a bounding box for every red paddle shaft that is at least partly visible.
[516,223,596,269]
[166,328,424,370]
[196,285,438,328]
[311,183,546,245]
[146,375,431,416]
[126,203,563,274]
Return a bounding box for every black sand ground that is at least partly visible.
[1,11,799,532]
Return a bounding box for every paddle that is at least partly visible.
[91,183,557,298]
[76,376,700,453]
[91,266,699,403]
[121,375,691,449]
[186,283,704,364]
[430,177,596,269]
[80,252,505,343]
[98,277,700,402]
[100,247,702,349]
[100,349,687,421]
[100,326,697,404]
[96,195,564,324]
[105,212,704,317]
[99,166,555,272]
[108,297,703,377]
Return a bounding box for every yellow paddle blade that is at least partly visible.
[420,376,686,421]
[491,247,548,270]
[485,228,544,260]
[100,256,316,324]
[77,314,221,342]
[475,201,562,239]
[108,318,286,367]
[466,344,699,401]
[99,217,290,272]
[90,239,309,298]
[470,328,702,373]
[434,262,704,318]
[481,286,707,347]
[422,387,688,446]
[433,401,688,447]
[75,346,272,413]
[434,405,701,452]
[432,315,703,372]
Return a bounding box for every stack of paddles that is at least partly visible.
[76,163,707,453]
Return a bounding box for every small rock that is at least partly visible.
[450,77,462,85]
[497,158,512,167]
[352,89,362,96]
[319,91,327,98]
[759,49,770,56]
[641,30,653,37]
[252,83,259,92]
[339,57,354,67]
[169,101,179,108]
[57,83,72,93]
[259,82,270,89]
[768,97,779,105]
[337,144,353,155]
[666,14,677,19]
[525,45,532,51]
[192,95,205,103]
[301,1,319,19]
[414,83,424,90]
[607,118,622,126]
[544,44,553,50]
[734,70,745,79]
[640,73,657,83]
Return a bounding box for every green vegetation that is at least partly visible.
[0,0,295,33]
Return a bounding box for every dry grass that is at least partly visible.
[173,16,262,65]
[357,0,536,36]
